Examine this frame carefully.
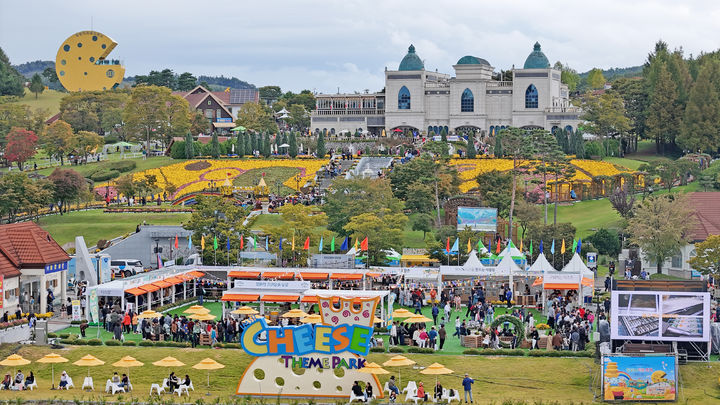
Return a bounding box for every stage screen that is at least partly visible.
[610,290,710,342]
[457,207,497,231]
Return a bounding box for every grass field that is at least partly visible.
[554,199,622,238]
[6,88,66,114]
[38,210,191,247]
[0,343,716,404]
[603,157,646,171]
[232,167,299,196]
[35,156,175,177]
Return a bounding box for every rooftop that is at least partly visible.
[0,222,69,278]
[398,44,425,71]
[456,55,490,66]
[688,192,720,241]
[523,42,550,69]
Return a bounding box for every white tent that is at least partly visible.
[528,253,555,274]
[495,254,522,276]
[561,252,595,291]
[463,250,483,268]
[345,247,357,256]
[497,240,524,258]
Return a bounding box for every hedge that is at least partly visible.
[104,340,121,346]
[90,169,120,182]
[87,339,102,346]
[108,160,137,172]
[73,339,88,345]
[138,341,155,347]
[388,347,405,353]
[59,333,70,339]
[407,347,435,354]
[369,347,385,353]
[59,339,75,345]
[47,333,57,338]
[122,341,137,347]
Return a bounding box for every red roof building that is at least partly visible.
[688,192,720,242]
[173,85,259,134]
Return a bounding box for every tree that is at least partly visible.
[466,137,477,158]
[286,104,310,130]
[411,213,434,238]
[190,110,210,135]
[344,209,408,266]
[59,90,130,134]
[76,130,103,160]
[184,132,195,159]
[554,61,580,92]
[48,168,87,214]
[613,77,648,150]
[498,127,536,235]
[688,235,720,279]
[288,131,298,158]
[646,63,681,154]
[586,68,606,89]
[42,120,75,165]
[476,170,512,217]
[629,194,696,274]
[259,85,282,104]
[609,183,636,219]
[531,130,562,223]
[587,228,621,258]
[526,222,577,266]
[0,47,24,96]
[162,94,191,145]
[177,72,197,91]
[581,91,631,156]
[123,85,172,153]
[547,153,575,225]
[4,127,37,170]
[134,69,178,89]
[235,102,276,133]
[210,132,220,158]
[42,67,58,84]
[262,132,271,158]
[0,173,52,222]
[236,132,245,157]
[115,174,137,201]
[185,195,249,265]
[678,60,720,153]
[404,181,435,213]
[316,130,326,157]
[29,73,44,99]
[324,178,405,235]
[514,198,541,240]
[266,204,328,266]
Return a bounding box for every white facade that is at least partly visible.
[311,43,581,135]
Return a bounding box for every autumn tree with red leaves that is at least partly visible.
[5,127,38,170]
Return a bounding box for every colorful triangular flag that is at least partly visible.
[539,239,543,254]
[213,235,218,250]
[450,238,459,253]
[174,235,179,249]
[360,237,368,251]
[201,235,205,250]
[561,239,566,254]
[319,236,324,252]
[530,240,533,256]
[341,237,349,251]
[331,236,335,252]
[303,236,310,250]
[550,239,555,255]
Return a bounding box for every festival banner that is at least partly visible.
[602,355,677,401]
[88,289,99,323]
[71,299,82,321]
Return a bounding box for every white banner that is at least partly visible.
[71,300,82,321]
[233,280,311,290]
[543,272,580,285]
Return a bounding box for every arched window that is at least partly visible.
[525,84,538,109]
[489,126,495,135]
[461,88,474,112]
[551,125,559,134]
[398,86,411,110]
[564,125,573,133]
[428,126,433,134]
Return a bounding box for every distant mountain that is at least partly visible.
[197,75,255,89]
[13,60,54,78]
[579,65,643,81]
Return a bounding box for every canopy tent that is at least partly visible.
[561,252,595,288]
[494,254,522,276]
[497,240,524,258]
[527,253,555,274]
[463,250,483,268]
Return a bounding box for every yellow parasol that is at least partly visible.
[382,355,416,388]
[300,314,322,324]
[281,308,308,318]
[231,306,258,315]
[420,362,453,386]
[402,315,432,323]
[358,362,389,375]
[73,354,105,377]
[137,310,161,319]
[391,308,413,319]
[183,305,211,315]
[112,356,144,377]
[373,316,383,324]
[189,312,217,321]
[36,353,68,389]
[152,357,185,367]
[192,358,225,388]
[0,354,30,366]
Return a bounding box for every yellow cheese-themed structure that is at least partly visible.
[55,30,125,91]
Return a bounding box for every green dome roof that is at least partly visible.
[457,55,490,66]
[523,42,550,69]
[399,44,424,71]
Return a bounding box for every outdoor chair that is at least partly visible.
[441,388,460,403]
[81,376,93,391]
[403,381,417,393]
[174,385,189,397]
[26,380,38,391]
[347,391,365,403]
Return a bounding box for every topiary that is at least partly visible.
[138,340,154,347]
[369,347,385,353]
[104,339,121,346]
[73,339,88,345]
[490,315,525,337]
[108,160,137,172]
[122,341,137,347]
[87,339,102,346]
[90,169,120,182]
[388,346,404,353]
[47,333,57,338]
[59,333,70,339]
[463,349,480,355]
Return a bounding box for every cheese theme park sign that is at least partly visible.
[236,296,384,399]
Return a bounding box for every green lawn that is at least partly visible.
[603,156,646,170]
[554,198,622,238]
[38,210,191,247]
[35,156,175,177]
[249,214,285,231]
[232,167,298,195]
[6,88,66,114]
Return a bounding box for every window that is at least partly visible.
[671,253,683,268]
[461,88,474,112]
[564,125,573,133]
[525,84,538,109]
[205,109,213,118]
[398,86,411,110]
[207,100,212,106]
[216,109,221,118]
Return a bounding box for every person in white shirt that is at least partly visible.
[444,302,451,320]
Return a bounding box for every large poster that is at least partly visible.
[602,355,677,401]
[457,207,497,231]
[610,291,710,342]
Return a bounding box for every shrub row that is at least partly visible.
[407,347,435,354]
[369,347,386,353]
[388,346,405,353]
[462,348,593,358]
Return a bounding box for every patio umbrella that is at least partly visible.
[281,308,308,318]
[112,356,143,378]
[231,126,246,132]
[357,362,389,375]
[279,143,290,148]
[419,362,453,386]
[137,310,161,319]
[231,306,259,315]
[152,357,185,367]
[73,354,105,377]
[391,308,413,319]
[402,315,432,323]
[0,354,30,367]
[36,353,68,389]
[192,358,225,389]
[373,316,383,324]
[189,312,216,321]
[382,355,416,389]
[183,305,210,315]
[300,314,322,324]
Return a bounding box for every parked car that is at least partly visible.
[110,259,144,279]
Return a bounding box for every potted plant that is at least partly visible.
[536,323,550,336]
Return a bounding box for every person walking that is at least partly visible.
[431,304,439,325]
[438,324,447,350]
[462,373,474,403]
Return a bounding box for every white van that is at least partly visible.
[110,259,144,279]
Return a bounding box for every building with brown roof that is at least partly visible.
[173,85,259,134]
[0,222,70,315]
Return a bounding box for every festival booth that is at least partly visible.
[439,250,516,306]
[226,267,384,290]
[84,266,204,322]
[532,253,595,308]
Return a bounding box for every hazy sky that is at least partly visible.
[1,0,719,93]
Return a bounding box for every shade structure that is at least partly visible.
[189,312,216,321]
[391,308,414,318]
[231,306,258,315]
[231,126,246,132]
[402,315,432,323]
[373,316,383,324]
[112,356,144,368]
[420,362,453,386]
[152,357,185,367]
[0,354,30,366]
[37,353,68,389]
[358,362,389,375]
[137,310,161,319]
[300,314,322,324]
[183,305,211,315]
[382,355,415,389]
[281,308,308,318]
[192,358,225,388]
[73,354,105,377]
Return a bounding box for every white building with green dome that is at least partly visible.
[311,42,580,136]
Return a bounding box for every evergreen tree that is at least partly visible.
[554,129,569,154]
[281,132,288,146]
[184,132,195,159]
[289,131,298,158]
[210,132,220,158]
[572,131,585,158]
[440,127,448,142]
[262,132,271,157]
[679,60,720,152]
[646,63,681,154]
[316,130,326,157]
[494,132,503,157]
[250,133,257,154]
[236,132,245,157]
[466,136,477,158]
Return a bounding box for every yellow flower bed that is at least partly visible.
[570,159,632,178]
[128,159,328,198]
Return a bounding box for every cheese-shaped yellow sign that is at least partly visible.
[55,30,125,92]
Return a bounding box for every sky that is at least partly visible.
[1,0,719,93]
